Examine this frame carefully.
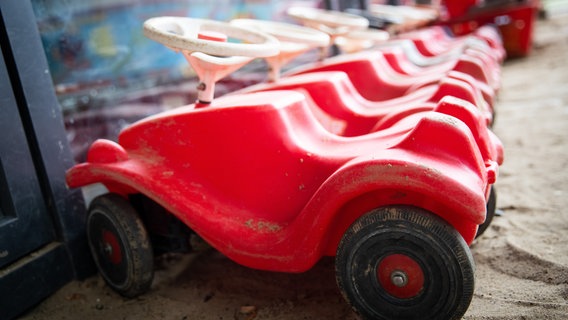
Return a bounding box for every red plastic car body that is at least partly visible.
[285,50,498,104]
[67,90,494,271]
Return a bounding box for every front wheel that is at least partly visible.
[87,194,154,298]
[335,206,475,320]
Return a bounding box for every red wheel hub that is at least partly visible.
[102,230,123,265]
[377,254,424,299]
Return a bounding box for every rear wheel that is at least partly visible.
[336,206,475,320]
[476,186,496,238]
[87,194,154,297]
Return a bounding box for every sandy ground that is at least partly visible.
[20,15,568,320]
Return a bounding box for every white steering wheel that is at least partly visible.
[231,19,330,48]
[231,19,330,81]
[143,17,280,104]
[143,16,279,57]
[286,7,369,37]
[336,29,390,53]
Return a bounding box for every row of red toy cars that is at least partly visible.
[66,8,505,319]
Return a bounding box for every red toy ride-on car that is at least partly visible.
[66,15,501,320]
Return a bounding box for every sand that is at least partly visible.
[19,14,568,320]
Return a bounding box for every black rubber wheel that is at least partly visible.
[336,206,475,320]
[490,108,496,128]
[476,186,496,238]
[87,193,154,298]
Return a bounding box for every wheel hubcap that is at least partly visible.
[390,270,408,287]
[377,254,424,299]
[104,243,113,255]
